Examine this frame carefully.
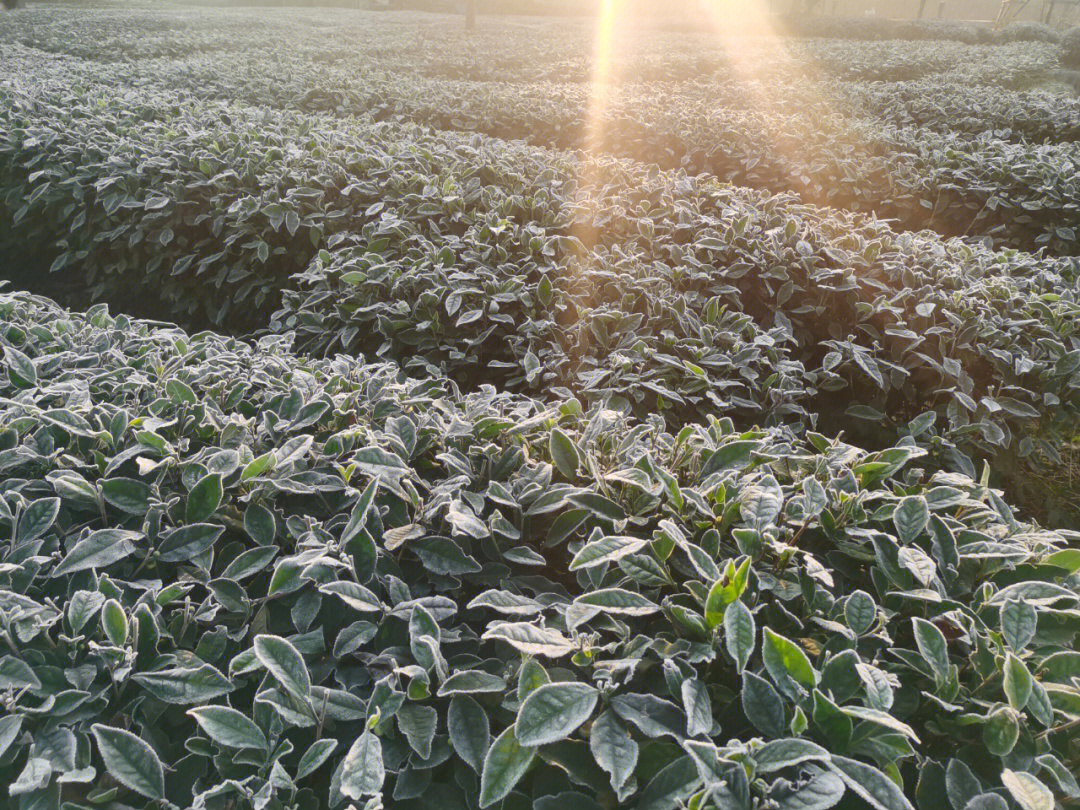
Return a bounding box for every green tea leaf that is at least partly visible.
[1001,770,1053,810]
[4,345,36,388]
[340,728,384,800]
[253,634,312,701]
[724,598,755,673]
[91,724,165,800]
[515,682,599,747]
[590,709,637,791]
[479,726,535,808]
[156,523,224,563]
[1003,653,1032,710]
[53,529,141,577]
[828,755,915,810]
[296,739,338,780]
[568,535,646,570]
[448,695,490,772]
[133,664,233,704]
[845,590,877,636]
[549,428,580,480]
[893,496,929,544]
[188,705,268,750]
[186,473,223,523]
[17,497,59,543]
[912,618,950,682]
[1000,599,1037,651]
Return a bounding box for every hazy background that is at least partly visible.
[169,0,1080,26]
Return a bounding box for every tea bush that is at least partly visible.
[2,8,1080,808]
[274,152,1080,513]
[1062,28,1080,70]
[2,288,1080,810]
[0,5,1046,83]
[0,83,583,330]
[5,38,1077,256]
[838,81,1080,143]
[3,72,1079,519]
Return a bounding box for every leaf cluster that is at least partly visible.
[1,289,1079,810]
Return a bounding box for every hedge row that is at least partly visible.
[839,81,1080,143]
[271,153,1080,517]
[782,15,1064,45]
[0,4,1067,86]
[2,78,1079,518]
[1,287,1079,810]
[9,39,1075,256]
[0,83,538,329]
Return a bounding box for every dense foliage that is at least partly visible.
[0,6,1063,81]
[2,67,1077,519]
[2,5,1079,810]
[274,151,1080,503]
[3,27,1077,255]
[2,288,1080,810]
[1062,28,1080,69]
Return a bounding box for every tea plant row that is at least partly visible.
[1,288,1079,810]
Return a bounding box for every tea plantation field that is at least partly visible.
[2,4,1080,810]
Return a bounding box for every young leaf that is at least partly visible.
[724,598,755,672]
[518,658,550,701]
[763,627,817,692]
[101,599,128,647]
[340,728,384,800]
